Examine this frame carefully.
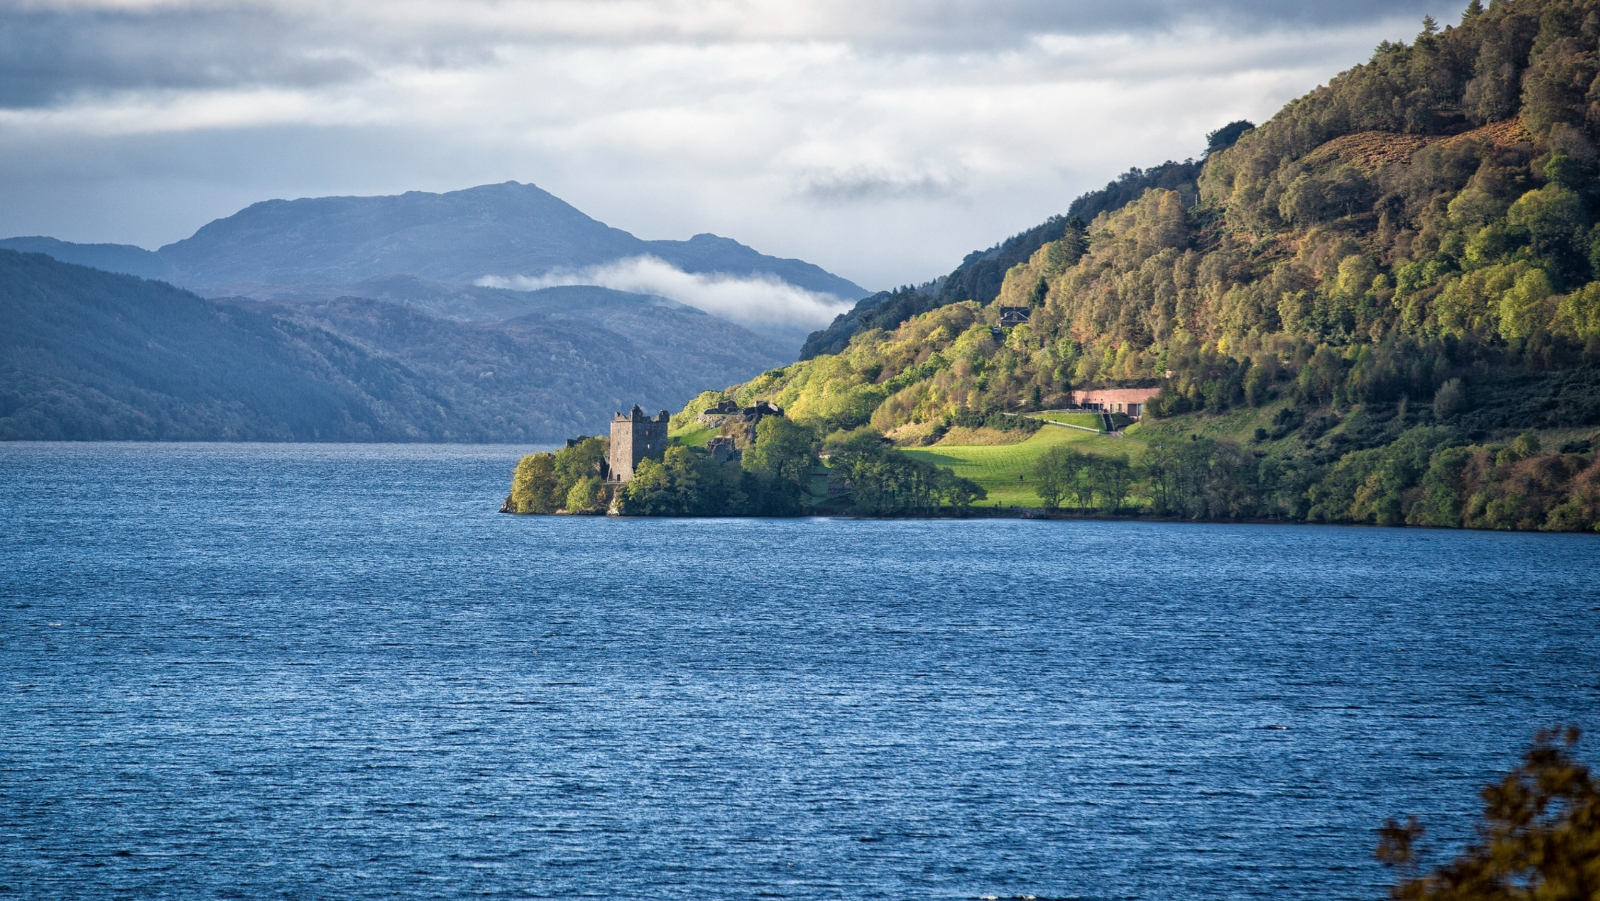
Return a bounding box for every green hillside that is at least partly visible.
[671,0,1600,528]
[904,427,1140,507]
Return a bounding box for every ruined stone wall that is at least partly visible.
[608,406,670,482]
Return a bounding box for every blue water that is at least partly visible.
[2,443,1597,901]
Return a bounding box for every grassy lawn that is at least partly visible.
[1034,411,1105,431]
[903,426,1144,508]
[670,424,717,448]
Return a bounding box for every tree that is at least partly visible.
[506,438,609,514]
[1379,727,1599,901]
[1033,446,1087,510]
[564,476,607,514]
[620,447,701,516]
[1206,120,1255,155]
[1090,454,1135,512]
[555,437,608,491]
[828,427,983,516]
[507,452,560,513]
[743,416,819,515]
[1507,185,1589,288]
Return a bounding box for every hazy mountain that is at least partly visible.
[0,236,174,281]
[3,182,867,299]
[0,249,789,441]
[215,272,824,355]
[212,274,699,323]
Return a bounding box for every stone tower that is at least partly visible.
[608,405,670,482]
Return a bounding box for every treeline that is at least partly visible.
[623,417,816,516]
[780,0,1600,423]
[824,428,986,514]
[1145,334,1600,434]
[1031,425,1600,530]
[504,417,985,517]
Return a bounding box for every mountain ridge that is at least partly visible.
[0,181,868,302]
[0,249,790,441]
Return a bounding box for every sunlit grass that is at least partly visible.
[670,425,717,448]
[903,426,1143,508]
[1034,411,1105,431]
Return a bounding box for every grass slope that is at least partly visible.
[1035,412,1106,431]
[1125,401,1289,446]
[670,424,718,448]
[904,426,1143,507]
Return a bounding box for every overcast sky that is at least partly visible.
[1,0,1466,291]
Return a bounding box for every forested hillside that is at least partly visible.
[0,250,788,441]
[704,0,1600,530]
[796,122,1252,359]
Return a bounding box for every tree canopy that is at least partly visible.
[1380,727,1599,901]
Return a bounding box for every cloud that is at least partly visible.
[0,1,1465,102]
[800,167,963,204]
[0,1,1463,106]
[0,0,1471,290]
[0,6,371,107]
[477,257,855,330]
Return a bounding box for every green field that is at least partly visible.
[1033,411,1106,431]
[903,426,1144,508]
[670,424,717,448]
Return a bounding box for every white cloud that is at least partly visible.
[477,256,855,329]
[0,0,1470,289]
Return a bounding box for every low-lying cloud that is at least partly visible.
[800,167,963,205]
[478,256,855,330]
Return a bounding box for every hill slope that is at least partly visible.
[703,0,1600,530]
[795,133,1249,359]
[0,250,789,441]
[0,236,174,280]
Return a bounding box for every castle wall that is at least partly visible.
[608,406,670,482]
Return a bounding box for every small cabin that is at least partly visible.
[1069,388,1161,420]
[998,307,1031,327]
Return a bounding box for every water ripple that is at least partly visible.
[0,442,1596,901]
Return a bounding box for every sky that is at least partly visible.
[1,0,1470,293]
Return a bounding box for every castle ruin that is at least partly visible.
[608,405,670,482]
[695,399,784,446]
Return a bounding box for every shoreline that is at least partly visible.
[504,504,1600,533]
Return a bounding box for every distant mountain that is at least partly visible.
[0,249,789,441]
[2,182,868,300]
[218,272,824,356]
[213,274,698,323]
[0,236,174,281]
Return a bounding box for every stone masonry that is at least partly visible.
[609,404,670,482]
